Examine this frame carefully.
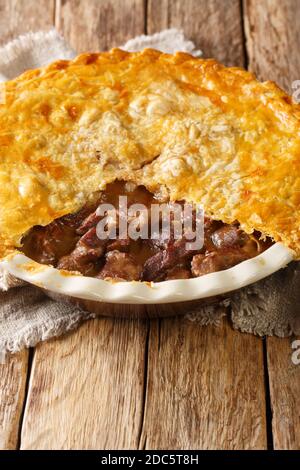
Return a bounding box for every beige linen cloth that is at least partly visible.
[0,29,299,355]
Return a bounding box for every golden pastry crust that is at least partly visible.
[0,48,299,260]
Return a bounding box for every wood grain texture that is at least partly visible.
[244,0,300,450]
[55,0,146,52]
[244,0,300,92]
[267,337,300,450]
[20,319,148,449]
[0,0,55,46]
[0,351,29,450]
[147,0,245,66]
[139,318,267,450]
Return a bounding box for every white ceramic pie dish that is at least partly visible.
[0,242,294,316]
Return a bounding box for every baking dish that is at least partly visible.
[0,242,294,318]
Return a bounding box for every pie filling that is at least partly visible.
[20,181,272,282]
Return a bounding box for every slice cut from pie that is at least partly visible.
[0,49,299,280]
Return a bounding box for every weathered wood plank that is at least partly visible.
[266,337,300,450]
[0,0,55,46]
[147,0,245,66]
[139,318,267,450]
[55,0,146,52]
[20,319,148,449]
[244,0,300,450]
[0,351,29,450]
[244,0,300,92]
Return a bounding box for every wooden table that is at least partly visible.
[0,0,300,450]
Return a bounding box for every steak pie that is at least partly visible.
[0,49,299,283]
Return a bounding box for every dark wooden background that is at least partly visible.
[0,0,300,450]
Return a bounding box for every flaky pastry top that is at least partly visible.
[0,48,300,259]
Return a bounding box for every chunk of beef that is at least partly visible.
[76,210,102,235]
[203,217,223,251]
[150,214,217,253]
[142,237,199,281]
[211,225,249,249]
[23,227,56,265]
[22,220,78,265]
[57,226,106,275]
[149,204,196,250]
[149,233,171,250]
[107,237,131,252]
[141,251,165,281]
[97,250,142,281]
[191,248,249,277]
[60,202,98,229]
[79,226,103,248]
